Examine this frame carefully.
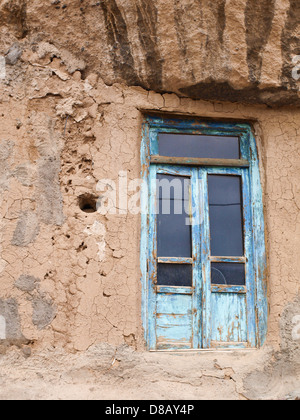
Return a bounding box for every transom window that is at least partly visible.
[158,133,240,159]
[141,115,268,351]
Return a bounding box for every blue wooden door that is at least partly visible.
[148,164,202,350]
[141,115,267,351]
[200,167,256,349]
[148,164,256,350]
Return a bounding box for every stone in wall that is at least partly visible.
[15,274,40,293]
[11,211,40,247]
[32,297,56,331]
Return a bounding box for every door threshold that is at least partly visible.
[150,347,257,354]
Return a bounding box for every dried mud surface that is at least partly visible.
[0,0,300,400]
[0,344,299,401]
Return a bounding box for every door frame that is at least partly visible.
[140,113,268,351]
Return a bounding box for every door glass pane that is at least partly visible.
[157,264,192,287]
[157,174,192,258]
[208,175,244,257]
[159,134,240,159]
[211,263,245,286]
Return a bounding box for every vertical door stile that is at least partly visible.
[199,169,211,349]
[242,169,257,347]
[249,131,268,347]
[148,164,158,350]
[191,168,202,349]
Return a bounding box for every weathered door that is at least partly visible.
[141,116,268,351]
[148,164,202,350]
[147,164,256,350]
[200,167,256,349]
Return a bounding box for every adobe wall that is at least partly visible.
[0,1,299,398]
[0,49,299,352]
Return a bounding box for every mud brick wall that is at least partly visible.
[0,1,299,361]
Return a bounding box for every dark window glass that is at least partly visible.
[208,175,244,257]
[157,264,192,287]
[159,133,240,159]
[211,263,245,286]
[157,175,192,258]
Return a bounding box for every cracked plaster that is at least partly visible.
[0,4,299,398]
[0,42,299,352]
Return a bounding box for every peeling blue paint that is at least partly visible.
[141,114,268,351]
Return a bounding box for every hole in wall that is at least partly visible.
[78,194,98,213]
[76,242,87,252]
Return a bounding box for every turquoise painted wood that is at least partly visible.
[201,166,256,348]
[157,257,193,264]
[141,114,268,351]
[248,130,268,347]
[157,286,193,295]
[149,164,195,350]
[210,293,247,343]
[200,168,211,349]
[242,168,257,347]
[156,289,193,350]
[211,285,247,294]
[156,295,193,350]
[191,168,202,349]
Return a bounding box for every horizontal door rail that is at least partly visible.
[210,256,247,263]
[158,257,193,264]
[156,286,194,295]
[151,155,250,168]
[211,285,247,294]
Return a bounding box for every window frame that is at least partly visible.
[140,114,268,350]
